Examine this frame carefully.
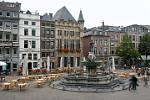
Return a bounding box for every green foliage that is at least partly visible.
[139,33,150,55]
[138,33,150,66]
[117,33,140,64]
[82,58,99,69]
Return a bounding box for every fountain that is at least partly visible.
[51,43,129,92]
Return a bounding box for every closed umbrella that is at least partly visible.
[22,55,28,76]
[60,57,63,68]
[47,56,50,72]
[112,57,116,72]
[44,61,46,68]
[75,57,77,67]
[38,58,42,68]
[83,57,86,71]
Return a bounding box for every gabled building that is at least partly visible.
[53,6,84,68]
[0,1,21,74]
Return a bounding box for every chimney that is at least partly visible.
[102,21,105,31]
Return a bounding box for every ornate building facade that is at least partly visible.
[53,6,84,68]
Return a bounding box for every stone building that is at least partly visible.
[0,1,21,73]
[53,6,84,68]
[19,11,40,74]
[40,13,55,70]
[121,24,149,49]
[83,28,110,60]
[83,22,123,67]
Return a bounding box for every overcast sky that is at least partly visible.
[5,0,150,28]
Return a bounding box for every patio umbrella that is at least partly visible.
[47,56,50,72]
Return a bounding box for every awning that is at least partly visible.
[0,61,7,70]
[0,61,6,66]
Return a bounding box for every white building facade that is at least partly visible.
[19,11,40,74]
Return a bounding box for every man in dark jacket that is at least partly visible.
[132,75,138,90]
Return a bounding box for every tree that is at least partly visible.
[138,33,150,67]
[117,33,140,66]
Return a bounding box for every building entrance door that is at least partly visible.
[0,66,2,74]
[28,62,32,75]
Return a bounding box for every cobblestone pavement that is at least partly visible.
[0,80,150,100]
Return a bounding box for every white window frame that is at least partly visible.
[6,12,10,17]
[5,22,11,29]
[12,23,18,29]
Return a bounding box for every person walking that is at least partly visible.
[129,75,138,90]
[129,76,133,91]
[132,75,138,90]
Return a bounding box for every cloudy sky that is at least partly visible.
[5,0,150,28]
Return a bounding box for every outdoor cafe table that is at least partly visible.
[38,79,44,81]
[37,79,45,84]
[0,75,5,82]
[12,80,17,82]
[3,82,11,90]
[129,72,137,76]
[35,80,43,87]
[11,80,17,85]
[18,83,27,91]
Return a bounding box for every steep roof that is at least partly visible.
[78,10,84,22]
[53,6,76,22]
[41,13,53,21]
[143,25,150,31]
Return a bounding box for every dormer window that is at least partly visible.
[7,4,15,7]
